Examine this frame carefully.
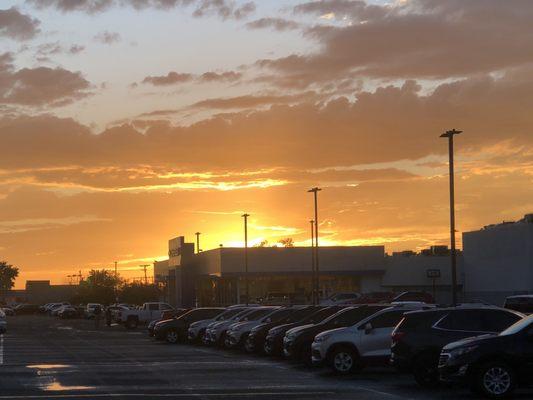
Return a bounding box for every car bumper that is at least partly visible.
[226,331,245,348]
[282,338,297,359]
[438,353,470,384]
[311,342,326,365]
[188,329,199,341]
[264,336,282,356]
[389,351,412,371]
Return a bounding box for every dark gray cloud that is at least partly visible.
[94,31,121,44]
[140,70,242,86]
[0,7,40,41]
[28,0,255,20]
[254,0,533,88]
[0,53,91,106]
[246,17,300,31]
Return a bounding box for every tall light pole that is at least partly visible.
[195,232,201,254]
[440,129,461,306]
[242,213,250,306]
[308,187,321,303]
[140,264,150,285]
[310,219,316,305]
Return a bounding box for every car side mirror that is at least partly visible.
[364,323,373,334]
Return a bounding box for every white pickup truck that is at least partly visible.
[119,302,174,329]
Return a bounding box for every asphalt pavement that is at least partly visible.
[0,315,530,400]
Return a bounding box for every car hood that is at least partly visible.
[443,333,498,351]
[286,323,313,336]
[189,319,213,329]
[156,318,183,328]
[316,326,348,339]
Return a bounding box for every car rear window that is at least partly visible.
[397,310,447,332]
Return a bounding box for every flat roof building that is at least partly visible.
[463,214,533,304]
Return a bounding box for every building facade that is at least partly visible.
[463,214,533,304]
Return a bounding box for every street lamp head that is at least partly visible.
[308,187,322,193]
[195,232,201,236]
[242,213,250,218]
[440,129,462,138]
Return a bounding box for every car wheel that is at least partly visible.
[166,329,179,344]
[330,346,358,374]
[413,353,440,388]
[125,317,138,330]
[264,341,272,355]
[473,362,515,398]
[244,338,255,353]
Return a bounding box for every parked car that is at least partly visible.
[283,305,390,363]
[147,309,189,337]
[244,306,320,353]
[320,293,361,305]
[58,306,79,319]
[225,306,280,348]
[312,304,432,374]
[14,304,41,315]
[439,315,533,398]
[391,304,525,387]
[187,307,246,343]
[504,294,533,314]
[392,291,434,304]
[0,309,6,333]
[204,308,261,346]
[1,307,14,316]
[47,302,70,316]
[154,308,225,343]
[119,302,174,329]
[348,292,395,304]
[264,306,345,356]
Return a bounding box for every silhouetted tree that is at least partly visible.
[278,238,294,247]
[255,240,269,247]
[0,261,19,290]
[119,282,161,305]
[72,269,122,305]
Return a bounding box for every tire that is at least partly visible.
[166,329,179,344]
[472,362,516,398]
[125,317,138,330]
[413,353,440,388]
[329,346,359,374]
[244,337,255,353]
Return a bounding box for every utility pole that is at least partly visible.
[440,129,462,306]
[242,213,250,306]
[195,232,201,254]
[140,264,150,285]
[114,261,118,302]
[310,219,316,305]
[308,187,322,303]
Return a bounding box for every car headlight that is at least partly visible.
[449,345,479,359]
[314,333,332,343]
[269,327,283,336]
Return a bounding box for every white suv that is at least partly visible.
[312,304,432,374]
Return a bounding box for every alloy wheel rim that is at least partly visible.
[483,367,511,395]
[167,331,178,343]
[333,352,353,372]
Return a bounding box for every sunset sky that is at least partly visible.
[1,0,532,288]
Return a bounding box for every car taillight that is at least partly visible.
[391,331,405,344]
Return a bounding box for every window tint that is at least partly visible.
[243,309,272,321]
[368,310,406,329]
[481,310,522,332]
[399,311,447,332]
[330,306,387,326]
[148,304,159,311]
[160,304,172,310]
[437,310,485,331]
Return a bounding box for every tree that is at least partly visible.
[0,261,19,290]
[278,238,294,247]
[72,269,122,305]
[119,282,161,305]
[255,240,269,247]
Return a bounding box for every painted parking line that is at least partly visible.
[0,391,336,399]
[0,334,4,365]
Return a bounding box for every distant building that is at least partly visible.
[156,237,386,307]
[25,280,77,304]
[382,247,463,304]
[463,214,533,304]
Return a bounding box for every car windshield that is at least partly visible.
[242,309,273,321]
[500,315,533,336]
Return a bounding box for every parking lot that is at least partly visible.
[0,315,530,400]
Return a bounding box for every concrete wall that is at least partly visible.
[218,246,386,275]
[463,220,533,305]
